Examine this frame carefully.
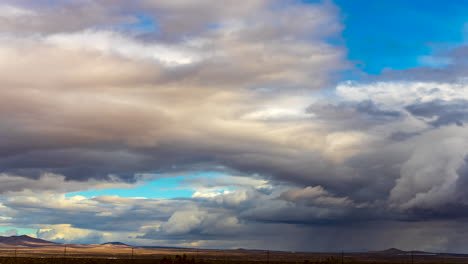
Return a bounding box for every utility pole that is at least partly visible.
[131,247,134,259]
[63,245,67,264]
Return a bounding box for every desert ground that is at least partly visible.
[2,236,468,263]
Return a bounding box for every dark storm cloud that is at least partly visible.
[306,99,402,130]
[388,131,421,141]
[354,100,402,120]
[397,155,468,220]
[406,99,468,127]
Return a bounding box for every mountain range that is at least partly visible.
[0,235,58,247]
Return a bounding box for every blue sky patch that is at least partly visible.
[119,14,158,33]
[66,172,224,199]
[0,226,36,236]
[333,0,468,74]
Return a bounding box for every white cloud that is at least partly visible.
[45,30,205,66]
[37,224,110,244]
[0,5,34,18]
[161,211,204,235]
[241,107,311,121]
[337,81,468,109]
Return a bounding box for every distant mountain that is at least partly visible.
[370,248,437,256]
[373,248,407,255]
[101,242,132,247]
[0,235,58,247]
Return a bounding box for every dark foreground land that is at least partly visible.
[2,236,468,264]
[0,257,302,264]
[2,254,468,264]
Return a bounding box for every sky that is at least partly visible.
[2,0,468,253]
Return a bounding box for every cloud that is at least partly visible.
[279,186,354,207]
[37,224,107,245]
[0,0,134,34]
[45,30,205,66]
[0,4,34,18]
[336,81,468,108]
[0,173,138,195]
[406,99,468,127]
[0,0,346,186]
[306,99,403,131]
[389,129,468,212]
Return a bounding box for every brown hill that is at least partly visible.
[0,235,58,247]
